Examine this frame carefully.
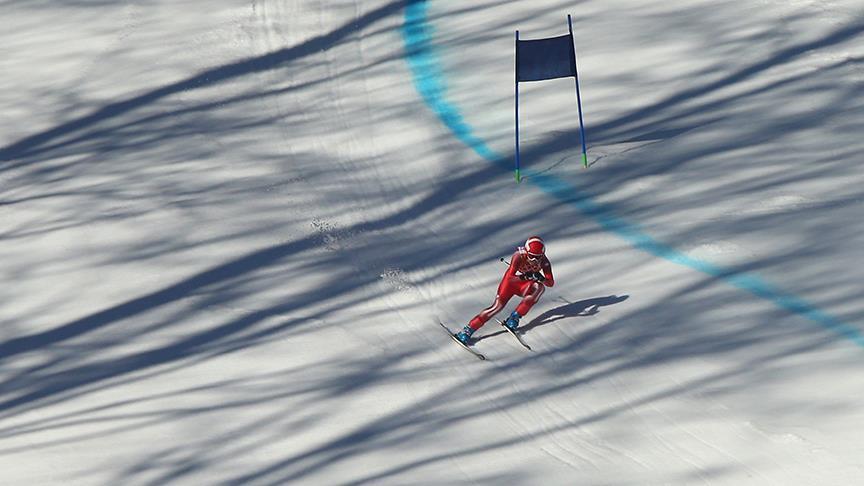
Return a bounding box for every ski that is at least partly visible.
[496,318,532,350]
[438,322,486,360]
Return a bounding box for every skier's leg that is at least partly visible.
[468,292,513,330]
[515,281,545,316]
[455,278,518,343]
[503,280,545,329]
[456,293,513,343]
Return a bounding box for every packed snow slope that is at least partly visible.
[2,0,863,484]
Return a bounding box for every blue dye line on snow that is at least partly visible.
[401,1,864,348]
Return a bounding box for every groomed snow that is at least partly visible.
[2,0,863,484]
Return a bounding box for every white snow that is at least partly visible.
[2,0,863,484]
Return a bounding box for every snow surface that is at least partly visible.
[2,0,863,484]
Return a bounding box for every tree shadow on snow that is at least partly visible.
[2,0,864,484]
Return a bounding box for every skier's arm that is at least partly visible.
[506,251,522,279]
[541,259,555,287]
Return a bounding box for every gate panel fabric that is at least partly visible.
[516,34,576,82]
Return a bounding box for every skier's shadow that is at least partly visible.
[476,294,629,341]
[521,294,629,333]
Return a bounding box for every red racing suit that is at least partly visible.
[468,247,555,330]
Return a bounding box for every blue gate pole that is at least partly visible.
[515,30,522,183]
[568,15,588,168]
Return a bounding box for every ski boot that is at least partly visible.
[454,325,475,344]
[503,311,521,331]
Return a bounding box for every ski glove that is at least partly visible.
[522,271,545,282]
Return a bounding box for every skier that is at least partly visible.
[455,236,555,343]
